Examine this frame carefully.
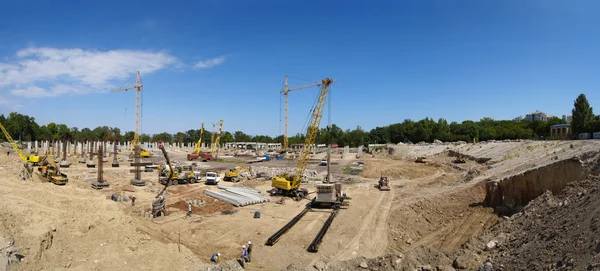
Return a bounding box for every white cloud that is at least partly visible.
[0,47,178,98]
[194,56,226,69]
[0,96,22,111]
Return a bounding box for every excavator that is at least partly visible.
[0,122,40,165]
[224,167,252,183]
[37,155,68,185]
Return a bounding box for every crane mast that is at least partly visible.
[211,120,224,157]
[111,71,143,148]
[280,76,337,151]
[195,122,205,155]
[291,78,334,188]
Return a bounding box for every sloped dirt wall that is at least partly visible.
[484,157,586,209]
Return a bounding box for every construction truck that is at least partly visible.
[37,155,68,185]
[378,174,390,191]
[158,165,200,185]
[140,149,151,158]
[205,171,221,185]
[0,122,40,165]
[224,167,252,182]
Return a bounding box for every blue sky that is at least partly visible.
[1,0,599,136]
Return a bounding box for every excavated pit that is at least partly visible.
[484,157,587,215]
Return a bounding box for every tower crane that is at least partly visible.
[280,76,337,151]
[271,78,335,199]
[111,71,147,156]
[186,122,205,161]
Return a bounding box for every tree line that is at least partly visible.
[3,93,595,147]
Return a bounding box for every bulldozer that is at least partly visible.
[224,166,252,182]
[415,156,427,163]
[37,155,68,185]
[378,174,390,191]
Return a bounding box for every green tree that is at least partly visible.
[233,131,251,142]
[221,131,234,143]
[571,93,594,135]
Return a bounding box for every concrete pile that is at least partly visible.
[251,166,318,179]
[204,186,270,207]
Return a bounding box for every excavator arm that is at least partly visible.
[291,78,333,189]
[156,141,174,197]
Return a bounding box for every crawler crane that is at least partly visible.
[266,78,347,253]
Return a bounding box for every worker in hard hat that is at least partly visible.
[247,241,253,262]
[242,245,248,262]
[210,252,221,263]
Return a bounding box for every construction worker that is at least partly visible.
[131,195,136,206]
[186,201,192,218]
[210,252,221,263]
[242,245,248,262]
[247,241,253,262]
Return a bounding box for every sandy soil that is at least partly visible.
[1,140,597,270]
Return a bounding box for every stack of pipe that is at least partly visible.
[204,186,270,207]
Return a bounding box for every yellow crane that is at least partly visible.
[0,122,40,164]
[271,78,335,199]
[280,76,338,151]
[211,120,224,159]
[111,71,150,157]
[186,122,205,161]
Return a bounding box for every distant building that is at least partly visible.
[562,114,572,124]
[525,110,554,122]
[513,116,525,122]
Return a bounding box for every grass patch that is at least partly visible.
[343,166,352,174]
[526,145,534,151]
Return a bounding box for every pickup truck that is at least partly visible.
[205,172,220,185]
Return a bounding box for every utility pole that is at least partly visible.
[326,125,331,183]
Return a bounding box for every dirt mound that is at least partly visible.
[168,197,234,216]
[282,247,455,270]
[476,176,600,270]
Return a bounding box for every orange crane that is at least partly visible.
[280,76,337,151]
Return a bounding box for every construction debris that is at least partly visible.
[204,186,270,207]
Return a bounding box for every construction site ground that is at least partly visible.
[2,140,600,270]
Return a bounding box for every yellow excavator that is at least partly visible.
[37,155,68,185]
[0,122,40,164]
[270,78,335,199]
[224,167,252,183]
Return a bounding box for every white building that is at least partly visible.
[524,110,554,122]
[562,114,573,124]
[224,142,282,150]
[513,116,525,122]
